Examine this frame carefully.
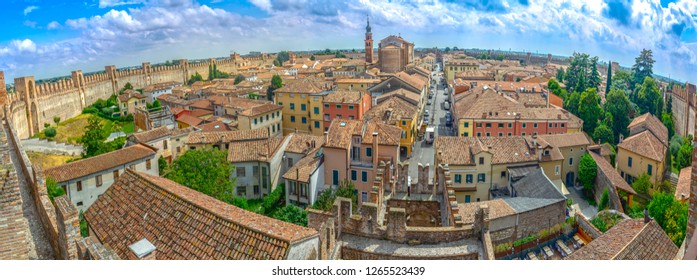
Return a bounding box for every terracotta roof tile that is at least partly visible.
[227,137,285,162]
[84,170,318,260]
[628,113,668,146]
[435,136,538,166]
[176,115,204,127]
[537,132,591,148]
[567,219,678,260]
[618,130,667,162]
[198,121,233,132]
[239,103,283,117]
[457,200,516,225]
[323,90,363,104]
[274,76,330,94]
[282,153,323,183]
[285,133,325,154]
[130,126,171,144]
[365,95,418,125]
[324,119,401,149]
[44,144,156,182]
[676,167,692,200]
[588,151,636,195]
[187,129,269,145]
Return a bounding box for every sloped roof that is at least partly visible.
[130,126,171,144]
[618,130,667,162]
[282,153,323,183]
[628,113,668,146]
[435,136,538,166]
[323,90,363,104]
[457,200,517,225]
[227,137,285,163]
[187,128,269,145]
[511,168,565,200]
[44,144,156,182]
[84,170,318,260]
[588,151,636,195]
[274,76,330,94]
[537,132,592,148]
[176,115,204,127]
[324,119,401,149]
[285,133,325,154]
[567,219,678,260]
[676,167,692,200]
[365,95,418,125]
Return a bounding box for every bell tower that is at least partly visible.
[365,15,374,64]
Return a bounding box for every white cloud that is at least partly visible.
[23,20,38,28]
[99,0,145,8]
[23,6,39,16]
[47,21,62,30]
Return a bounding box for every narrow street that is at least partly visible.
[405,62,455,182]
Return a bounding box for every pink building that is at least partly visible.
[323,119,401,204]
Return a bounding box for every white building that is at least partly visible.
[143,81,182,103]
[228,136,290,199]
[44,144,159,212]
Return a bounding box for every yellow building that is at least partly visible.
[363,95,418,156]
[274,77,332,135]
[335,78,381,91]
[537,132,593,188]
[117,90,147,116]
[617,113,669,187]
[444,58,478,82]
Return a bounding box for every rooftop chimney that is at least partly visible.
[644,209,650,224]
[372,132,379,169]
[129,238,156,260]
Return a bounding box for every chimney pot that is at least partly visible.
[644,209,650,224]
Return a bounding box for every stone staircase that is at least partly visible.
[20,138,83,156]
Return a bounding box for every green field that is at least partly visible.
[34,114,134,145]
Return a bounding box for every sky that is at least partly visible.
[1,0,696,83]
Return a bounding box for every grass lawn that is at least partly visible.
[27,151,79,169]
[33,114,135,144]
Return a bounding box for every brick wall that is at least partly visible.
[387,199,442,227]
[514,200,566,239]
[76,237,120,260]
[54,196,80,260]
[576,213,602,240]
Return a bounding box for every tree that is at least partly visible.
[187,72,203,85]
[604,88,632,141]
[548,79,567,99]
[79,115,107,158]
[312,179,358,212]
[53,116,61,125]
[656,180,675,194]
[565,52,597,93]
[648,192,688,246]
[579,153,598,194]
[611,69,632,93]
[631,173,652,195]
[598,189,609,211]
[605,61,612,94]
[556,68,565,82]
[260,184,285,215]
[666,94,673,115]
[233,74,245,85]
[152,100,161,109]
[637,77,661,115]
[631,49,655,90]
[274,51,290,66]
[44,127,57,138]
[310,55,315,61]
[593,124,614,144]
[444,47,451,52]
[267,74,283,101]
[165,148,236,203]
[662,113,675,140]
[676,140,693,170]
[208,64,214,80]
[670,135,684,159]
[273,205,308,226]
[589,56,601,89]
[578,88,603,134]
[564,91,581,115]
[46,177,65,203]
[158,156,167,176]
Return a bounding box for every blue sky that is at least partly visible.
[1,0,696,83]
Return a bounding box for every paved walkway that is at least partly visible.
[21,138,82,156]
[7,129,55,259]
[566,185,597,219]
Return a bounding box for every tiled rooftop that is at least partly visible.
[187,128,269,145]
[85,170,317,259]
[618,130,667,162]
[365,95,418,126]
[435,136,538,166]
[588,151,636,195]
[628,113,669,146]
[285,133,325,154]
[44,144,156,182]
[227,137,285,163]
[324,119,401,149]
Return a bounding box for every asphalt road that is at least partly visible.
[405,62,455,182]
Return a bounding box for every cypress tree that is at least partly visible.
[605,61,612,93]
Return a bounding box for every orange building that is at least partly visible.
[322,90,372,130]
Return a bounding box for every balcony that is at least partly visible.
[350,160,373,169]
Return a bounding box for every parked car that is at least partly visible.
[443,101,450,110]
[427,99,432,105]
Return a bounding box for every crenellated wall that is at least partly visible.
[3,53,275,138]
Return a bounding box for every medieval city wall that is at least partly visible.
[5,53,275,138]
[670,87,695,137]
[341,247,479,260]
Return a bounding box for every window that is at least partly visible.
[332,170,339,185]
[533,123,538,128]
[508,123,512,128]
[485,123,492,128]
[253,185,260,195]
[146,159,152,170]
[300,183,307,197]
[549,123,553,128]
[455,174,462,183]
[336,104,342,109]
[466,174,473,183]
[498,133,503,136]
[561,123,565,128]
[301,104,306,111]
[253,166,259,177]
[486,132,490,137]
[522,123,527,128]
[77,201,83,206]
[96,175,103,187]
[569,158,573,165]
[361,192,368,203]
[628,157,633,167]
[477,173,486,183]
[349,116,354,120]
[477,132,481,137]
[113,170,119,179]
[464,132,469,137]
[522,132,526,136]
[464,122,469,128]
[77,181,83,192]
[324,104,329,108]
[324,114,330,121]
[337,114,342,119]
[290,103,295,110]
[348,105,354,110]
[402,120,406,126]
[476,123,482,128]
[302,117,307,124]
[498,123,504,128]
[254,119,258,125]
[507,133,512,136]
[237,166,246,177]
[500,171,506,178]
[361,171,368,182]
[266,115,269,121]
[366,147,372,157]
[648,164,653,175]
[465,195,471,203]
[314,121,320,128]
[314,107,319,114]
[479,157,484,165]
[163,140,168,149]
[290,116,296,122]
[351,170,357,181]
[555,165,560,175]
[237,186,246,196]
[277,124,280,130]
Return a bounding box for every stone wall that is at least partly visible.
[593,174,624,212]
[4,116,82,259]
[514,200,567,240]
[76,237,120,260]
[670,88,696,137]
[387,199,442,227]
[575,212,602,240]
[341,247,479,260]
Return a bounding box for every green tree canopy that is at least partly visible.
[310,55,315,61]
[564,52,599,93]
[79,115,108,158]
[267,74,283,101]
[676,140,693,170]
[593,124,614,144]
[579,153,598,194]
[556,68,565,82]
[188,72,203,85]
[648,192,688,246]
[273,205,308,226]
[637,77,662,115]
[662,113,675,140]
[563,91,581,115]
[605,61,612,94]
[631,173,652,195]
[578,88,603,134]
[631,49,655,90]
[165,148,236,204]
[604,88,632,141]
[234,74,245,85]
